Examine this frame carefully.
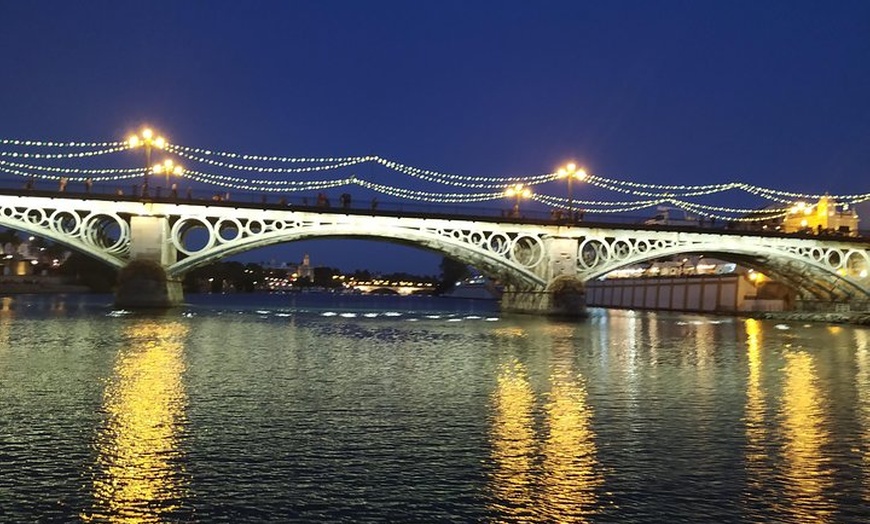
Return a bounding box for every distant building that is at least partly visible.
[780,196,859,235]
[296,253,314,281]
[733,196,860,236]
[643,206,702,227]
[0,238,68,276]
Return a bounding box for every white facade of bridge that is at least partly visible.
[1,194,868,309]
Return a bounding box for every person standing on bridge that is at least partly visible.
[59,177,68,192]
[84,177,93,193]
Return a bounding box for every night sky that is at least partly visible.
[1,1,868,275]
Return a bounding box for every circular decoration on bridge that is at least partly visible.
[81,212,129,255]
[635,239,652,254]
[49,210,82,236]
[216,217,243,243]
[578,238,608,269]
[510,234,544,269]
[845,250,869,278]
[171,216,216,255]
[1,206,21,220]
[610,238,633,260]
[487,232,511,256]
[245,219,265,236]
[450,229,467,242]
[810,247,825,262]
[824,249,843,269]
[468,230,486,247]
[25,208,48,228]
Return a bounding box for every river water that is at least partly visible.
[1,293,869,523]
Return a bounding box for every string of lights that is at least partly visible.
[374,157,561,186]
[673,200,790,222]
[0,164,144,182]
[533,193,669,208]
[0,144,131,159]
[164,142,366,164]
[587,173,870,205]
[352,179,505,203]
[162,142,870,203]
[0,137,865,220]
[533,192,790,219]
[0,159,142,176]
[531,194,673,214]
[183,169,353,192]
[0,139,125,148]
[165,145,371,173]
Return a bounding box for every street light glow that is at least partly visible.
[558,162,586,221]
[127,127,169,195]
[153,159,184,185]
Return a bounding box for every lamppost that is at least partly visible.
[504,183,531,218]
[128,128,166,196]
[152,159,183,186]
[557,163,587,222]
[152,159,183,197]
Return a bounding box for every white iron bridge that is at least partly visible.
[1,190,868,313]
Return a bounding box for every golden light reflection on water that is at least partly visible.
[83,320,189,523]
[780,350,834,522]
[855,329,870,500]
[743,319,768,496]
[489,359,537,521]
[539,365,602,523]
[489,332,601,523]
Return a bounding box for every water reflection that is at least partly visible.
[0,296,12,350]
[856,329,870,501]
[780,349,834,521]
[743,319,770,510]
[488,325,602,522]
[489,359,536,521]
[540,353,601,522]
[83,320,189,523]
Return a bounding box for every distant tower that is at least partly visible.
[298,253,314,281]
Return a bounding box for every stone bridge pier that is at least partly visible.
[115,216,184,308]
[499,236,587,318]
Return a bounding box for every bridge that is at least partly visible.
[0,189,867,316]
[0,134,868,316]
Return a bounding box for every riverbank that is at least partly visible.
[0,276,91,294]
[744,310,870,326]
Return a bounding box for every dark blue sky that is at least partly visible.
[1,1,868,274]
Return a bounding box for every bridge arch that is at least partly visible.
[0,206,128,270]
[166,222,547,288]
[576,235,870,302]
